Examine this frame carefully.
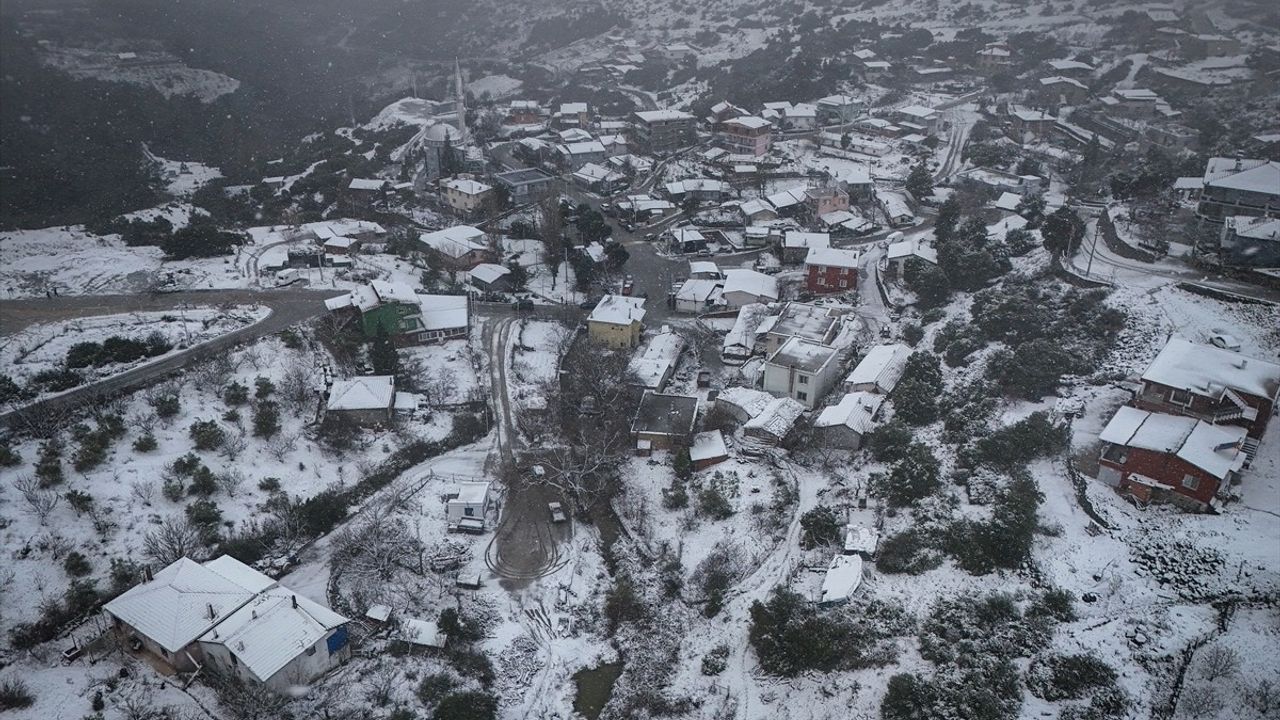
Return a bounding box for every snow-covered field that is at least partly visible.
[0,304,270,397]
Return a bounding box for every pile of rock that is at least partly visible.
[1129,534,1225,601]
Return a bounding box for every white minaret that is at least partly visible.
[454,58,468,142]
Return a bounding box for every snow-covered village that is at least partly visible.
[0,0,1278,719]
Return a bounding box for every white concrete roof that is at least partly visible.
[768,337,838,373]
[443,177,492,195]
[104,557,271,654]
[783,231,830,250]
[348,178,385,191]
[200,587,347,682]
[634,109,694,122]
[724,115,772,130]
[451,481,491,505]
[328,376,395,411]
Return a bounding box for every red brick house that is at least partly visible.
[1098,406,1248,510]
[1134,338,1280,442]
[804,247,861,294]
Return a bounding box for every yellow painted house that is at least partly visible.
[587,295,647,349]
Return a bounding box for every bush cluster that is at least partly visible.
[65,333,171,369]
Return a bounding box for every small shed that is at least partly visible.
[446,482,492,533]
[689,430,729,470]
[399,618,448,649]
[365,604,392,624]
[818,555,864,606]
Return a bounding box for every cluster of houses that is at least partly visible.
[1096,337,1278,510]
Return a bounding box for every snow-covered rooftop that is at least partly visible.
[199,587,347,682]
[104,557,270,654]
[328,376,395,412]
[722,269,779,301]
[469,263,510,285]
[805,246,861,269]
[768,337,837,373]
[743,396,806,440]
[689,430,728,462]
[418,294,469,331]
[1099,406,1247,480]
[845,344,911,393]
[815,391,884,435]
[1141,337,1280,400]
[418,225,488,258]
[589,294,646,326]
[783,231,830,250]
[819,555,863,604]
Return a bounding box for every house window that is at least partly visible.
[1101,444,1129,464]
[796,391,808,401]
[1182,474,1199,490]
[1169,388,1193,405]
[230,654,238,667]
[798,375,809,384]
[464,507,475,517]
[306,645,316,656]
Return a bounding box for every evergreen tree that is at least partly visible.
[1042,206,1084,255]
[934,196,961,243]
[370,330,399,376]
[906,162,934,200]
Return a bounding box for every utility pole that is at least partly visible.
[1084,219,1099,278]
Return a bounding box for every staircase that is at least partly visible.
[1241,437,1261,468]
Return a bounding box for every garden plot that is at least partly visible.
[0,304,269,391]
[507,320,570,420]
[401,339,482,407]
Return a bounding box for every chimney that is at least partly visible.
[207,603,216,620]
[1236,358,1248,369]
[292,595,298,609]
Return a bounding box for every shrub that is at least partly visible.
[748,589,859,677]
[64,551,92,577]
[445,649,494,688]
[697,482,734,520]
[36,439,65,487]
[973,412,1068,468]
[0,678,35,711]
[0,441,20,467]
[258,477,282,492]
[799,506,842,549]
[884,443,941,507]
[185,499,223,534]
[65,489,94,515]
[604,575,646,628]
[866,420,913,463]
[438,608,484,644]
[298,490,348,535]
[661,480,689,510]
[431,691,497,720]
[1028,588,1076,622]
[189,419,226,451]
[252,401,280,439]
[187,466,218,496]
[1026,653,1119,701]
[417,673,456,705]
[947,469,1042,574]
[224,382,249,406]
[150,392,181,418]
[279,329,303,349]
[701,644,730,675]
[882,673,937,720]
[448,413,488,445]
[901,323,924,346]
[254,377,275,399]
[892,352,943,425]
[878,530,943,574]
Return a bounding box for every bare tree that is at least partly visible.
[363,666,398,708]
[1245,677,1280,719]
[278,360,315,416]
[15,475,60,524]
[1179,682,1225,719]
[143,517,205,565]
[216,469,246,497]
[266,433,299,462]
[130,480,155,506]
[133,411,159,436]
[221,427,249,461]
[1197,644,1241,682]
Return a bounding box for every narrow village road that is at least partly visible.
[719,462,823,719]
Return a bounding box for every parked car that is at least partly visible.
[548,502,567,523]
[579,297,601,310]
[512,298,534,312]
